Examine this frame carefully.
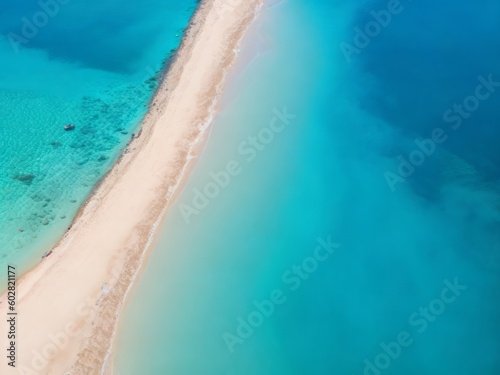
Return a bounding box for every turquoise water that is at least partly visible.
[115,0,500,374]
[0,0,198,277]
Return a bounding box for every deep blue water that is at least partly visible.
[353,0,500,195]
[115,0,500,374]
[0,0,198,276]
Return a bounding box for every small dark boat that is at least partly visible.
[64,124,75,131]
[42,250,53,259]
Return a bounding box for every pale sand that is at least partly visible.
[0,0,263,373]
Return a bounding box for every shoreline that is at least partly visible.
[0,4,197,289]
[0,0,263,373]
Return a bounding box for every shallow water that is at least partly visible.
[115,0,500,374]
[0,0,198,277]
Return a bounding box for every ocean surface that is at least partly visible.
[115,0,500,374]
[0,0,198,278]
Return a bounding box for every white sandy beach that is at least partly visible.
[0,0,262,373]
